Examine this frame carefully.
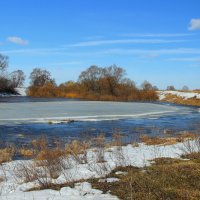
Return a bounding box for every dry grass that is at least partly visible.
[65,140,90,164]
[19,148,34,158]
[15,138,67,189]
[110,133,124,147]
[132,142,139,147]
[140,135,177,146]
[90,156,200,200]
[10,133,200,197]
[0,147,15,164]
[161,93,200,106]
[181,152,200,160]
[0,176,4,183]
[92,135,106,163]
[176,132,197,141]
[140,132,197,146]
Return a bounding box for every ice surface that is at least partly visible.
[0,101,183,125]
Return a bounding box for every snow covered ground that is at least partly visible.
[0,87,26,97]
[15,87,27,96]
[158,90,200,100]
[0,141,190,200]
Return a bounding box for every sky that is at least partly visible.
[0,0,200,89]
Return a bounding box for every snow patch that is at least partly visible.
[158,90,200,100]
[0,87,26,97]
[0,142,189,199]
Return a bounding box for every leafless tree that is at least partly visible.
[182,85,189,91]
[29,68,55,87]
[78,65,102,92]
[101,65,126,95]
[166,85,176,91]
[141,80,153,91]
[0,54,8,72]
[9,70,25,88]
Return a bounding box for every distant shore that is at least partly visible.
[158,90,200,106]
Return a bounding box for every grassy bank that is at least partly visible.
[1,132,200,199]
[158,91,200,107]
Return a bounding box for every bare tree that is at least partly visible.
[152,86,158,91]
[182,85,189,91]
[166,85,176,91]
[0,54,8,72]
[102,65,125,83]
[101,65,126,95]
[141,80,153,90]
[29,68,55,87]
[78,65,102,92]
[9,70,25,88]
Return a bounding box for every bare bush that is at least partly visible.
[111,133,123,146]
[180,136,200,155]
[32,136,48,155]
[14,138,65,189]
[88,162,111,177]
[0,146,15,164]
[14,161,37,183]
[59,158,77,182]
[92,135,106,163]
[65,140,90,164]
[0,165,7,196]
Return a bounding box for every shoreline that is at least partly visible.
[0,133,199,199]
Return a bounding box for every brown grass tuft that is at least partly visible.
[0,147,15,164]
[65,140,90,164]
[161,93,200,106]
[91,157,200,200]
[19,148,35,158]
[140,135,178,146]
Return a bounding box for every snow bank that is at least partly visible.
[0,88,26,97]
[0,141,188,200]
[158,90,200,100]
[15,87,27,96]
[0,181,118,200]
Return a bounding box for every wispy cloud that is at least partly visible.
[46,61,81,66]
[168,57,200,62]
[7,36,29,45]
[188,19,200,31]
[120,33,194,37]
[2,47,200,57]
[67,39,188,47]
[83,35,105,40]
[101,48,200,56]
[1,47,64,55]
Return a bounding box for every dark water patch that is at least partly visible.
[1,111,200,147]
[0,97,200,148]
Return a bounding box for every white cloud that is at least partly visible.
[7,36,29,45]
[2,47,200,57]
[120,33,193,37]
[101,48,200,56]
[68,39,187,47]
[188,19,200,31]
[168,57,200,62]
[47,61,81,66]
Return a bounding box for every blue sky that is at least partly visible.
[0,0,200,89]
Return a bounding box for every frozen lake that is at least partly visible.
[0,100,188,125]
[0,98,200,147]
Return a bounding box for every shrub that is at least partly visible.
[0,146,15,164]
[65,140,90,164]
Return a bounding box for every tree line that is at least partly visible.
[0,53,189,101]
[27,65,158,101]
[0,54,25,94]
